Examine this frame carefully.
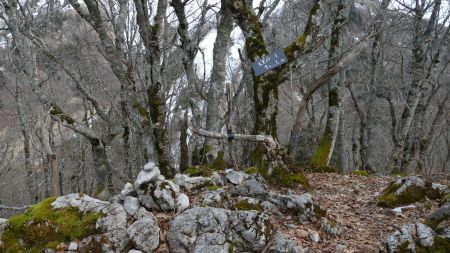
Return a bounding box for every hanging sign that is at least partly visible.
[251,48,288,77]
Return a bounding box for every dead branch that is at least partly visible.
[191,128,280,149]
[0,204,32,211]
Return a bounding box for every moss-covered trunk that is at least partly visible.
[91,141,110,200]
[310,0,353,168]
[227,1,319,185]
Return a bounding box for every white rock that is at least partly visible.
[416,223,435,247]
[432,182,449,194]
[68,242,78,251]
[309,231,320,242]
[174,173,211,191]
[120,182,135,200]
[226,170,247,185]
[123,196,140,216]
[127,217,160,252]
[176,193,190,212]
[135,168,161,187]
[132,207,152,220]
[96,203,130,251]
[143,161,158,172]
[335,243,345,252]
[128,250,143,253]
[51,193,109,213]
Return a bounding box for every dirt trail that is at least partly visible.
[277,173,444,253]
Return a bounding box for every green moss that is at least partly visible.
[352,170,370,176]
[208,185,220,191]
[49,105,75,125]
[314,205,327,220]
[244,167,260,174]
[440,194,450,206]
[310,127,333,168]
[397,241,410,253]
[212,151,226,170]
[227,241,235,253]
[94,183,105,198]
[389,168,408,177]
[232,199,262,211]
[307,166,337,173]
[251,144,268,168]
[182,165,212,177]
[0,197,103,253]
[423,200,432,210]
[265,166,311,190]
[378,180,447,208]
[416,236,450,253]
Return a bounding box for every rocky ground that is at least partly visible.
[0,164,448,253]
[280,173,446,253]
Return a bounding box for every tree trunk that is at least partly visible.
[205,0,234,135]
[41,123,60,196]
[15,82,37,203]
[179,111,189,171]
[91,140,110,200]
[310,0,353,168]
[391,0,442,172]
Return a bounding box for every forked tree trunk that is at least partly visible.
[228,0,323,174]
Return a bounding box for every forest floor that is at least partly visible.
[276,173,448,253]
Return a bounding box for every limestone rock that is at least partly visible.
[230,178,268,199]
[426,201,449,229]
[321,217,341,235]
[202,189,230,208]
[96,203,129,251]
[119,183,135,200]
[138,180,180,212]
[0,218,7,247]
[133,206,155,220]
[211,171,226,186]
[269,192,315,224]
[123,196,140,216]
[268,232,309,253]
[379,177,449,208]
[0,218,7,236]
[127,216,160,252]
[176,193,190,212]
[168,207,274,253]
[68,241,78,251]
[309,231,320,243]
[143,161,158,172]
[226,170,247,185]
[51,193,109,213]
[174,173,212,191]
[135,166,161,188]
[386,223,436,252]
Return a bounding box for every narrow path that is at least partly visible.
[278,173,440,253]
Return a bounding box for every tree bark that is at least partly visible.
[309,0,353,168]
[205,0,234,135]
[179,111,189,171]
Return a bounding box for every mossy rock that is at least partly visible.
[250,166,311,190]
[244,167,259,174]
[352,170,370,176]
[183,150,227,177]
[0,197,103,253]
[440,194,450,206]
[306,165,337,173]
[378,179,448,208]
[389,168,408,177]
[415,236,450,253]
[182,164,213,177]
[232,198,262,211]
